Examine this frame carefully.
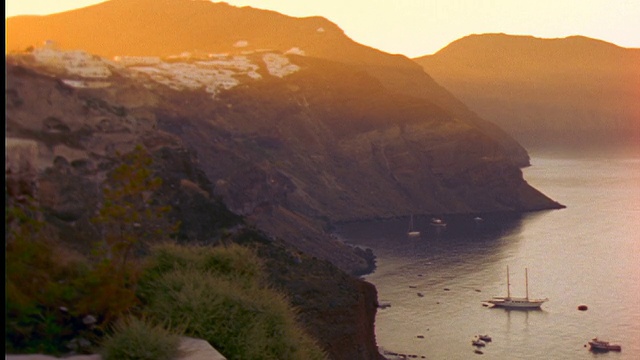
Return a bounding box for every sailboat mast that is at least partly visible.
[525,268,529,299]
[507,265,511,298]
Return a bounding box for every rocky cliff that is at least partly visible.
[415,34,640,152]
[6,0,531,166]
[6,4,566,358]
[5,1,566,272]
[5,60,384,360]
[5,47,562,274]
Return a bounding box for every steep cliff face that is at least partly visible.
[5,4,567,359]
[5,61,383,360]
[255,239,383,360]
[6,0,530,166]
[415,34,640,152]
[6,45,562,272]
[198,57,558,221]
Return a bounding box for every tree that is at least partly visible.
[86,145,176,322]
[5,145,178,353]
[93,145,174,269]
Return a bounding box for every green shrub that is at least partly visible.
[139,243,263,291]
[139,244,326,360]
[5,146,172,354]
[5,198,86,354]
[101,316,179,360]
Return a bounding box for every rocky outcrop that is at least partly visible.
[5,59,386,359]
[6,43,563,270]
[5,52,561,358]
[6,0,530,166]
[5,8,567,359]
[254,238,384,360]
[162,56,561,223]
[6,138,38,199]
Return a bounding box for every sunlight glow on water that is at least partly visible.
[338,156,640,359]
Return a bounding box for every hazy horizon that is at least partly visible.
[5,0,640,57]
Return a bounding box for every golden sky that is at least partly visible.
[5,0,640,57]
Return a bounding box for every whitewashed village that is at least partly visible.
[26,39,304,98]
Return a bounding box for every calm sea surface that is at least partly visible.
[337,155,640,359]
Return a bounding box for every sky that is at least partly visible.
[5,0,640,57]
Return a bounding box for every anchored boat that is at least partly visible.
[430,217,447,227]
[485,266,548,309]
[589,338,622,352]
[407,215,420,237]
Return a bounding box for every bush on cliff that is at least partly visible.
[100,316,179,360]
[5,196,92,354]
[5,146,175,354]
[138,243,327,360]
[6,145,328,358]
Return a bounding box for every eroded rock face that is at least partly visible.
[170,57,561,224]
[255,238,384,360]
[6,138,38,200]
[6,50,562,273]
[5,60,384,359]
[5,5,560,359]
[7,0,534,168]
[6,44,562,360]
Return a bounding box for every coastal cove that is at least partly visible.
[338,155,640,359]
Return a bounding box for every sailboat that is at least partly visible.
[485,266,548,309]
[430,217,447,227]
[407,215,420,237]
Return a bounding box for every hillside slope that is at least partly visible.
[415,34,640,152]
[5,61,383,360]
[6,47,562,274]
[5,2,565,275]
[6,0,530,165]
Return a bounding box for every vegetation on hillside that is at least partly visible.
[138,243,326,360]
[6,196,90,354]
[100,316,180,360]
[5,145,326,359]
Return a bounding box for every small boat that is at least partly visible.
[378,302,392,309]
[478,334,492,342]
[588,338,621,352]
[472,339,486,347]
[407,215,420,237]
[430,217,447,227]
[484,266,548,309]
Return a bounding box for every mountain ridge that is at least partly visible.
[414,33,640,151]
[6,0,409,67]
[5,0,566,279]
[6,0,532,166]
[6,6,568,359]
[6,43,563,274]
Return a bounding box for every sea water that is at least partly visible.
[337,155,640,359]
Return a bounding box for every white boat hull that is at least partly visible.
[485,267,548,309]
[487,297,548,309]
